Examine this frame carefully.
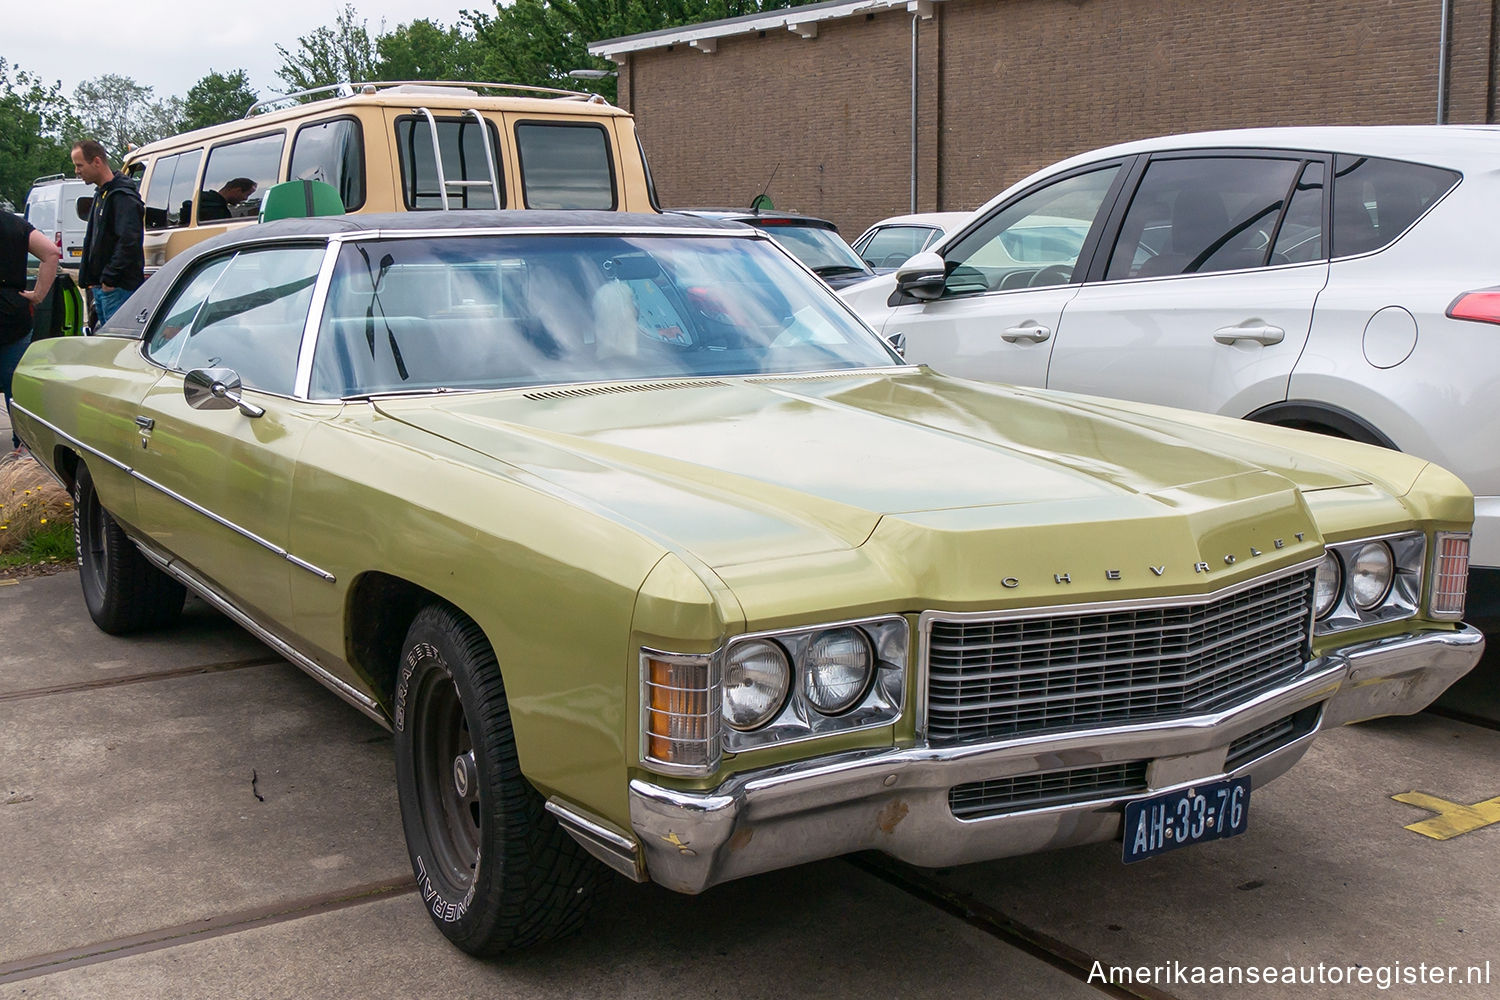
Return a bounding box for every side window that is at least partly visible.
[396,117,502,210]
[145,256,233,369]
[199,133,285,222]
[1105,156,1303,280]
[166,247,324,396]
[1272,161,1325,263]
[515,122,615,210]
[290,118,365,211]
[142,150,203,230]
[1332,154,1459,257]
[940,166,1119,295]
[859,226,936,268]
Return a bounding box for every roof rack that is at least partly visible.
[30,173,71,185]
[246,80,607,117]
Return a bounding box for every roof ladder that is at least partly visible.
[413,106,502,210]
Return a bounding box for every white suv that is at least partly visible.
[839,126,1500,631]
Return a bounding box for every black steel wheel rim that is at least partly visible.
[82,494,107,595]
[412,663,481,894]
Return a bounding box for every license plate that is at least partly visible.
[1123,776,1250,863]
[68,248,82,257]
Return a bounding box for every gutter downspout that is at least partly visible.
[906,11,918,215]
[1438,0,1452,123]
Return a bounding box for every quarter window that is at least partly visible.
[151,247,323,396]
[940,167,1119,295]
[290,118,365,211]
[396,117,503,210]
[1105,156,1303,280]
[1331,154,1459,257]
[858,225,941,268]
[516,123,614,210]
[142,150,203,230]
[199,133,286,222]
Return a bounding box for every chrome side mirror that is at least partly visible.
[184,368,265,419]
[893,250,948,301]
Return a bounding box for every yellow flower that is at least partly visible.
[39,518,47,525]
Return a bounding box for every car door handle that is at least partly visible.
[134,415,155,431]
[1213,323,1285,346]
[1002,323,1052,344]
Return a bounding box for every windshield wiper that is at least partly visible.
[813,264,868,277]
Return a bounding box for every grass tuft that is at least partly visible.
[0,456,74,567]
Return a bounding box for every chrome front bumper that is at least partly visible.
[563,625,1484,894]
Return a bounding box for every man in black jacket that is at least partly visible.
[71,140,145,326]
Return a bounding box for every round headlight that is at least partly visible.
[723,640,790,731]
[1349,541,1394,610]
[802,627,874,715]
[1314,552,1342,619]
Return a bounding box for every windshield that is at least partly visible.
[309,233,898,398]
[755,222,871,276]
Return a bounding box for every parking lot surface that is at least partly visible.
[2,569,1498,999]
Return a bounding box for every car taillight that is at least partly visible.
[53,231,62,249]
[1446,288,1500,325]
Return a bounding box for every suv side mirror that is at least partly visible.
[894,251,947,301]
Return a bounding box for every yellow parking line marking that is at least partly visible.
[1392,791,1500,840]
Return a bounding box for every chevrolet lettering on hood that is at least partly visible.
[10,210,1483,957]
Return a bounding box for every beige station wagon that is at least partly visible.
[124,80,660,270]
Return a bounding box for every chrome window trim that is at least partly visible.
[13,402,337,584]
[293,242,343,399]
[914,555,1323,742]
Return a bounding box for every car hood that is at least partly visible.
[373,370,1366,574]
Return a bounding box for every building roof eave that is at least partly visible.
[588,0,943,59]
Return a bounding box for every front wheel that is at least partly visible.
[393,604,606,954]
[73,462,185,634]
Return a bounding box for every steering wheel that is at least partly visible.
[1027,264,1074,287]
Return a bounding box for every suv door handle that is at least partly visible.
[1213,323,1285,346]
[1002,323,1052,344]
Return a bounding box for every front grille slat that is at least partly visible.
[926,569,1315,743]
[949,762,1151,818]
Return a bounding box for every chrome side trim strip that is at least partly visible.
[131,538,388,727]
[545,798,647,882]
[14,404,337,584]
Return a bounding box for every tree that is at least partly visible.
[181,69,259,132]
[73,74,182,157]
[376,19,482,81]
[0,59,80,207]
[275,3,379,94]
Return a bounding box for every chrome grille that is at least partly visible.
[925,568,1315,744]
[949,762,1149,818]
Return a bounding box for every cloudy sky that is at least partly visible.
[9,0,483,102]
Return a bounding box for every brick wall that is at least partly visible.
[619,0,1497,237]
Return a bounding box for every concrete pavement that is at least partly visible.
[2,569,1498,998]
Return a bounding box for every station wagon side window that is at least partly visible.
[290,118,365,212]
[395,116,504,210]
[939,166,1119,296]
[199,132,286,222]
[1331,154,1460,258]
[1271,161,1326,263]
[515,122,615,210]
[142,149,203,230]
[147,247,323,396]
[1104,156,1304,280]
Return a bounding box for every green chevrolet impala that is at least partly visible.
[10,211,1485,954]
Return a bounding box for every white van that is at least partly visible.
[24,174,93,268]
